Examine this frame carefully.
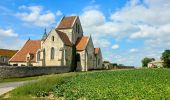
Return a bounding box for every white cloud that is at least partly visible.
[0,28,25,50]
[129,48,138,53]
[111,44,119,49]
[16,5,56,27]
[56,10,62,16]
[0,28,18,37]
[80,9,105,27]
[110,0,170,39]
[93,39,111,48]
[80,0,170,66]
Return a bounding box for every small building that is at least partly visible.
[94,48,103,69]
[0,49,18,65]
[103,61,110,69]
[76,36,95,71]
[148,60,163,68]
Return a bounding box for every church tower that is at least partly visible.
[56,16,83,44]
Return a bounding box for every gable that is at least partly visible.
[94,48,100,55]
[9,40,41,62]
[94,48,102,58]
[72,17,83,34]
[57,16,77,29]
[76,36,89,51]
[56,30,72,46]
[43,29,72,46]
[86,36,94,53]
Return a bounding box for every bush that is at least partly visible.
[161,50,170,68]
[141,57,155,67]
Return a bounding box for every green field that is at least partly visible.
[1,69,170,100]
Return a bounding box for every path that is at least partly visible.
[0,80,36,96]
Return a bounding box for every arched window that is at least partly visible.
[52,36,54,41]
[78,24,80,33]
[37,51,40,61]
[51,47,55,59]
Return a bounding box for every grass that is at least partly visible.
[0,76,39,83]
[1,69,170,100]
[0,72,73,83]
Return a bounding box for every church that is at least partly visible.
[9,16,103,71]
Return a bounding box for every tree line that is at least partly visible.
[141,50,170,68]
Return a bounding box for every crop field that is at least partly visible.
[1,69,170,100]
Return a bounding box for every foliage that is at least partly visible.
[2,69,170,100]
[161,50,170,68]
[112,63,118,67]
[141,57,155,67]
[118,64,124,66]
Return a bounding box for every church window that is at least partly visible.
[78,24,80,33]
[37,51,40,61]
[30,54,34,60]
[52,36,54,41]
[51,47,55,60]
[76,23,80,33]
[2,57,5,62]
[76,24,77,32]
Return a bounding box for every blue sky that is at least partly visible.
[0,0,170,67]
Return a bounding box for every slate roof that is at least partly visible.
[76,36,89,51]
[9,40,41,62]
[0,49,18,57]
[57,16,77,29]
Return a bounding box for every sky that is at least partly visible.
[0,0,170,67]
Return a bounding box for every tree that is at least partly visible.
[141,57,155,67]
[161,50,170,68]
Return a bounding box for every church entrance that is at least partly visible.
[76,53,81,71]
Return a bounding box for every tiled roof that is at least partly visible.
[9,40,41,62]
[94,48,100,54]
[149,60,163,64]
[103,61,110,63]
[57,16,77,29]
[76,36,89,51]
[0,49,18,57]
[56,30,72,46]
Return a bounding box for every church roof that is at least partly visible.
[57,16,77,29]
[76,36,89,51]
[103,61,110,63]
[94,48,100,55]
[9,40,41,62]
[56,30,72,46]
[0,49,18,57]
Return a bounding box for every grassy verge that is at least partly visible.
[0,76,40,83]
[1,69,170,100]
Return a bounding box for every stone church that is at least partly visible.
[9,16,103,71]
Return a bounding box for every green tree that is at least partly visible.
[141,57,155,67]
[161,50,170,68]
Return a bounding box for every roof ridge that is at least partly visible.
[57,16,77,29]
[9,40,29,62]
[55,30,72,46]
[9,40,41,62]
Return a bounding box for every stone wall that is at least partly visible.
[0,66,70,79]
